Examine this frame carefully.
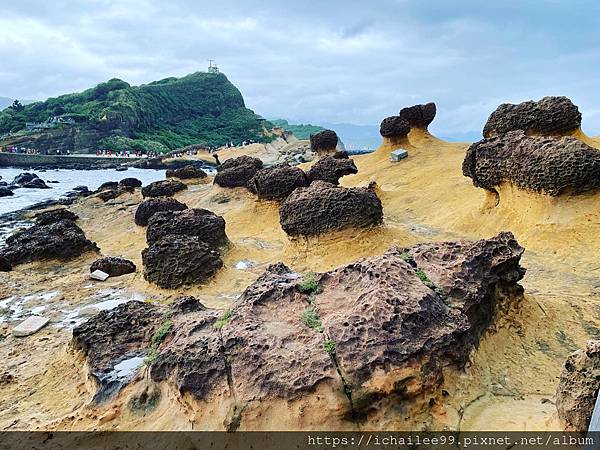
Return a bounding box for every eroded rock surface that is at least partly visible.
[399,102,437,129]
[380,116,411,138]
[248,164,308,200]
[90,257,136,277]
[279,181,383,236]
[483,96,582,137]
[0,220,99,265]
[34,208,78,225]
[214,156,263,188]
[119,178,142,188]
[556,340,600,430]
[142,235,223,288]
[310,130,338,155]
[135,198,188,226]
[74,232,525,428]
[166,165,207,180]
[146,208,228,247]
[0,256,11,272]
[141,180,187,198]
[463,131,600,196]
[306,155,358,185]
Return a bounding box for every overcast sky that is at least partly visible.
[1,0,599,139]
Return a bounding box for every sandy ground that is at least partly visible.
[1,128,599,431]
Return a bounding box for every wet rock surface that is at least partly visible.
[22,178,50,189]
[483,96,582,137]
[134,198,188,226]
[34,208,79,225]
[399,102,437,129]
[310,130,338,154]
[166,165,207,180]
[146,208,228,247]
[142,235,223,288]
[0,187,14,197]
[141,180,187,198]
[98,181,118,191]
[0,255,11,271]
[75,233,525,427]
[0,220,99,265]
[214,156,263,188]
[380,116,411,138]
[463,131,600,196]
[306,155,358,185]
[556,340,600,430]
[90,257,136,277]
[279,181,383,236]
[248,164,308,200]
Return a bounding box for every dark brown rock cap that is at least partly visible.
[134,197,188,226]
[399,102,436,129]
[483,96,582,137]
[463,130,600,196]
[214,156,263,189]
[141,180,187,198]
[247,164,308,200]
[90,256,136,277]
[310,130,338,154]
[380,116,411,138]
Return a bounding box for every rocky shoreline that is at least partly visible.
[1,98,600,432]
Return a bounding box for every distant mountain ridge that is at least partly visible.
[0,72,271,154]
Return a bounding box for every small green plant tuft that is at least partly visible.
[298,272,321,294]
[214,308,233,330]
[144,317,173,366]
[324,339,336,355]
[301,308,323,332]
[400,252,414,264]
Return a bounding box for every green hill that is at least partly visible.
[270,119,324,140]
[0,72,272,154]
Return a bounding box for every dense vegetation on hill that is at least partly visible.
[0,72,272,153]
[270,119,324,139]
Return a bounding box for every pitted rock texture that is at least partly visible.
[142,235,223,288]
[556,340,600,430]
[399,102,437,129]
[34,208,78,225]
[134,198,188,226]
[0,220,99,265]
[90,257,136,277]
[214,156,263,188]
[483,96,582,137]
[146,208,228,247]
[141,180,187,198]
[118,177,142,188]
[462,131,600,196]
[248,164,308,200]
[380,116,411,138]
[75,233,525,428]
[310,130,338,154]
[279,181,383,236]
[306,155,358,185]
[166,166,208,180]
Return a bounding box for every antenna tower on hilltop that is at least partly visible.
[208,59,220,74]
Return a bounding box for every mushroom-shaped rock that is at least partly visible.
[380,116,411,139]
[214,156,263,188]
[90,257,136,277]
[462,130,600,196]
[483,96,582,137]
[142,235,223,288]
[279,181,383,236]
[95,186,133,202]
[98,181,118,191]
[310,130,338,155]
[166,165,207,180]
[0,220,99,266]
[146,208,228,247]
[248,164,308,200]
[556,340,600,430]
[0,187,14,197]
[141,180,187,198]
[306,155,358,185]
[134,197,188,226]
[118,178,142,188]
[74,232,525,427]
[34,208,78,225]
[399,102,437,129]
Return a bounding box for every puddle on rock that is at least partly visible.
[93,355,146,403]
